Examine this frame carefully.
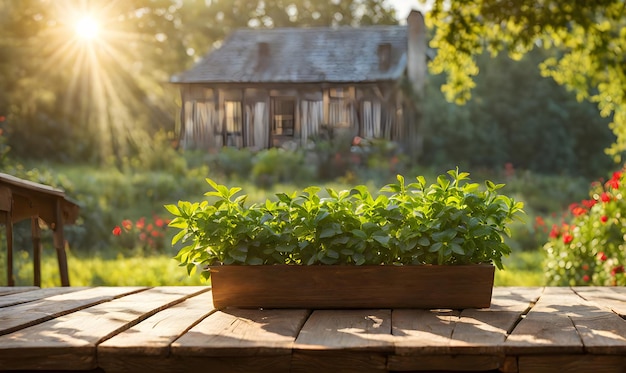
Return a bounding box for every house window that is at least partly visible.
[225,101,243,147]
[329,88,351,128]
[271,97,295,136]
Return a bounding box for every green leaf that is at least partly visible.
[373,235,390,246]
[429,242,443,252]
[450,243,465,255]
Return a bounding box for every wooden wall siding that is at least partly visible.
[300,100,323,144]
[361,100,382,138]
[182,100,218,149]
[246,101,268,149]
[179,83,408,151]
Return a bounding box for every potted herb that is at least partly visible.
[166,169,524,309]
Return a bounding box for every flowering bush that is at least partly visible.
[544,167,626,285]
[112,215,170,254]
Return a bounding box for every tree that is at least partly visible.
[424,0,626,161]
[0,0,398,165]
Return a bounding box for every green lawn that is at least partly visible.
[2,249,544,287]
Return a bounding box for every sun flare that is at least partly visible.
[75,16,100,41]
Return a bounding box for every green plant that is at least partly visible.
[544,167,626,286]
[166,169,525,280]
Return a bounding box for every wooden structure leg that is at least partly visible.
[31,216,42,287]
[4,211,14,286]
[53,199,70,286]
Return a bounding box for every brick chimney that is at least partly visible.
[256,42,270,71]
[378,43,391,71]
[407,10,426,98]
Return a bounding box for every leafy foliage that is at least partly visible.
[422,49,615,178]
[167,169,525,279]
[544,167,626,286]
[424,0,626,160]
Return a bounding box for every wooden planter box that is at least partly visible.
[209,264,495,309]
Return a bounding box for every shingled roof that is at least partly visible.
[171,25,408,84]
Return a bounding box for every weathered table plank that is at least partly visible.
[0,286,39,296]
[172,307,310,373]
[505,287,585,355]
[0,286,625,373]
[0,286,87,308]
[0,286,147,336]
[389,287,541,372]
[98,290,213,373]
[292,309,392,373]
[573,286,626,317]
[0,286,205,370]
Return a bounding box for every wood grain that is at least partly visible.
[172,308,310,357]
[505,287,584,354]
[0,286,87,308]
[210,265,494,309]
[0,287,39,296]
[0,286,205,370]
[0,286,147,336]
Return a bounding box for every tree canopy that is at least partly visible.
[425,0,626,161]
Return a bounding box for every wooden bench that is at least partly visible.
[0,173,79,286]
[0,286,625,372]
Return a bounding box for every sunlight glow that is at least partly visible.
[75,16,100,40]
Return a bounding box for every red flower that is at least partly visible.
[155,218,165,228]
[583,275,590,282]
[601,215,608,223]
[563,234,573,244]
[597,252,608,262]
[122,219,133,231]
[549,224,560,239]
[611,265,624,276]
[112,226,122,236]
[151,230,161,238]
[582,264,589,271]
[535,216,545,227]
[582,199,597,208]
[136,217,145,229]
[571,206,587,216]
[601,192,612,203]
[606,171,622,189]
[0,116,5,122]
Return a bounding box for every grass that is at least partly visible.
[494,250,545,286]
[1,251,207,287]
[1,249,545,287]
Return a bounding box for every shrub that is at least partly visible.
[167,169,524,280]
[544,167,626,286]
[251,148,315,188]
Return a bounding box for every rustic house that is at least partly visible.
[171,10,426,155]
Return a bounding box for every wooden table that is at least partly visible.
[0,286,625,372]
[0,172,79,286]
